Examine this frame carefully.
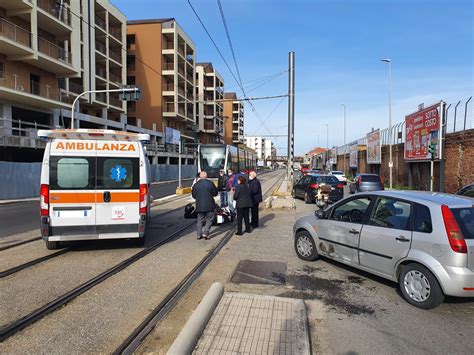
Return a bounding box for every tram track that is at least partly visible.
[114,172,284,354]
[0,171,283,345]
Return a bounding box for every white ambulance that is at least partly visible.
[37,129,151,249]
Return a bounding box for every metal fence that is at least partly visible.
[336,96,473,153]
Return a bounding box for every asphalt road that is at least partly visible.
[0,179,193,239]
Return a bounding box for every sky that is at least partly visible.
[113,0,473,155]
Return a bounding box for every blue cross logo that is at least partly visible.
[110,165,127,182]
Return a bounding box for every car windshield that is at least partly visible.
[361,175,381,182]
[451,207,474,240]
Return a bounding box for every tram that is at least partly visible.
[197,144,257,178]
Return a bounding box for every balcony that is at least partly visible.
[95,15,106,32]
[95,92,106,104]
[109,71,122,85]
[96,66,106,81]
[0,17,33,57]
[0,72,71,109]
[109,49,122,64]
[163,102,175,114]
[37,37,76,75]
[37,0,72,34]
[162,62,174,72]
[95,40,106,56]
[109,95,123,109]
[109,26,122,41]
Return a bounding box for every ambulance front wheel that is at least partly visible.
[45,240,60,250]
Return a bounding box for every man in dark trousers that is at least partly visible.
[217,170,229,207]
[248,171,263,228]
[233,175,253,235]
[192,171,218,240]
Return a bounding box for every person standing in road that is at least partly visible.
[226,169,237,212]
[248,171,263,228]
[233,175,252,235]
[217,170,229,207]
[192,171,218,240]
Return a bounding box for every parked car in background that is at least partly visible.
[293,190,474,309]
[349,173,384,194]
[292,174,344,204]
[330,170,347,184]
[309,168,323,174]
[457,183,474,198]
[300,163,311,175]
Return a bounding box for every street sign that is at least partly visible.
[388,161,394,168]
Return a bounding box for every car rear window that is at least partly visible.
[50,157,95,190]
[361,175,381,182]
[451,208,474,240]
[320,176,340,184]
[97,157,139,190]
[332,171,343,175]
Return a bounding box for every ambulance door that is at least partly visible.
[48,140,97,235]
[95,142,140,236]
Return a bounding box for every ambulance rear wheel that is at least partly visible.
[45,240,60,250]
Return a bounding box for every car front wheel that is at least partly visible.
[294,230,319,261]
[399,263,444,309]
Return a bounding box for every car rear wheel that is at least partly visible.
[45,240,60,250]
[304,192,313,204]
[399,263,444,309]
[294,230,319,261]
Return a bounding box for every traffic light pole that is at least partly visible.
[70,87,140,129]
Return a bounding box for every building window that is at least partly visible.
[126,34,135,49]
[0,63,4,79]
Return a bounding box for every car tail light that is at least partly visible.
[358,176,362,184]
[380,176,384,184]
[337,183,343,189]
[139,184,148,215]
[40,184,49,216]
[441,205,467,253]
[309,183,319,189]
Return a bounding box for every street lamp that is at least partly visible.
[341,104,346,175]
[381,58,393,189]
[325,123,329,171]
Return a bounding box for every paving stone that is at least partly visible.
[193,292,310,355]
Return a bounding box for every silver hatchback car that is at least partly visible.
[293,190,474,309]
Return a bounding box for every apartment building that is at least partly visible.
[126,18,197,163]
[0,0,129,162]
[196,62,224,144]
[245,136,276,167]
[223,92,244,145]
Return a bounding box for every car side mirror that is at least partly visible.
[315,209,326,219]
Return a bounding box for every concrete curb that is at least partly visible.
[167,282,224,355]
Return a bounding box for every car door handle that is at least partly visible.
[103,191,111,203]
[396,236,410,242]
[349,229,359,234]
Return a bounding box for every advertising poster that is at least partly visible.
[366,129,381,164]
[165,127,181,145]
[349,143,358,168]
[404,103,441,160]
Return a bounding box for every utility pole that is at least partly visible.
[341,104,346,175]
[381,59,393,189]
[287,51,295,186]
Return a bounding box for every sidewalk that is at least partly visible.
[193,292,310,354]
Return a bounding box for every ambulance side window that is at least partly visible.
[97,157,139,190]
[50,157,95,190]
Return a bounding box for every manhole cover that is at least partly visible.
[230,260,287,285]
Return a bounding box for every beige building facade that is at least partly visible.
[196,62,224,144]
[223,92,244,145]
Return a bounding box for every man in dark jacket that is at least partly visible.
[248,171,263,228]
[217,170,229,207]
[233,175,253,235]
[192,171,218,240]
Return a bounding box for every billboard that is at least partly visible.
[165,127,181,145]
[366,129,381,164]
[404,102,441,161]
[349,143,358,168]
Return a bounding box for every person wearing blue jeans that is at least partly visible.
[226,169,237,213]
[217,170,228,207]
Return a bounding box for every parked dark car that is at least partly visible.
[349,173,384,194]
[457,183,474,198]
[292,174,344,204]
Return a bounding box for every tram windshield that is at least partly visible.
[199,146,226,177]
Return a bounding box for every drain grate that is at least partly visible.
[230,260,287,285]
